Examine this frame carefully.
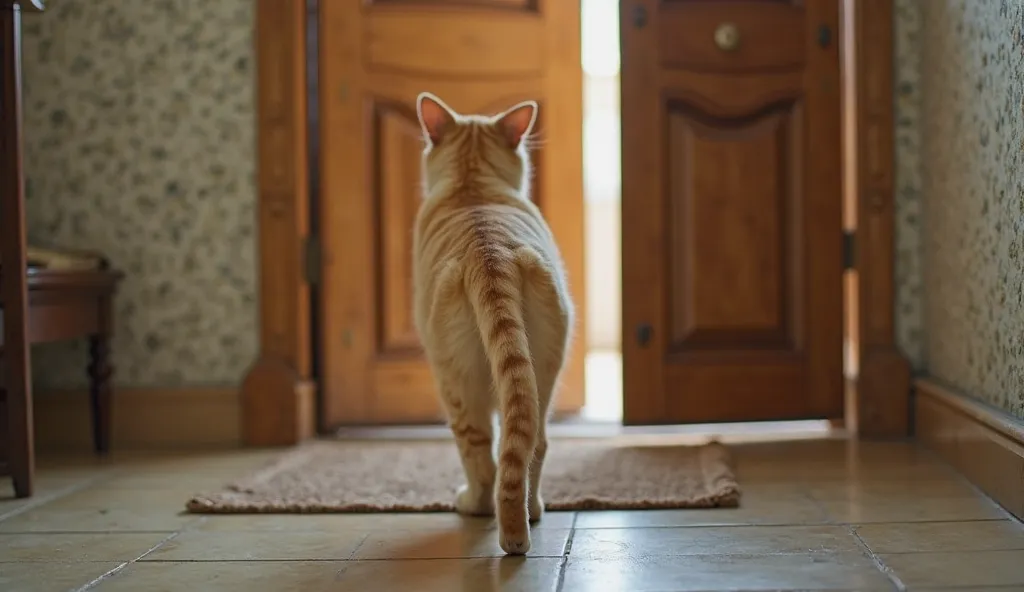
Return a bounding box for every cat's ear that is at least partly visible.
[416,92,455,144]
[496,100,538,148]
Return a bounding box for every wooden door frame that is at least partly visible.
[240,0,910,446]
[842,0,911,438]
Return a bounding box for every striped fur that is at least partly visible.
[412,93,573,555]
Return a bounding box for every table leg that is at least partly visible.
[88,332,112,455]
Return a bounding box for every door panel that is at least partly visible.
[319,1,585,427]
[622,0,844,424]
[667,103,801,352]
[376,104,424,357]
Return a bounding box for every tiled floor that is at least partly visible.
[1,437,1022,591]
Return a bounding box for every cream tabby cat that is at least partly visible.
[412,92,573,555]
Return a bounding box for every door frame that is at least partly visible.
[240,0,910,446]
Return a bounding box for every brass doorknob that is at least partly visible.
[713,23,740,51]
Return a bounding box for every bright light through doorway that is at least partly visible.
[580,0,623,422]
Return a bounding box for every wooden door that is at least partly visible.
[621,0,844,424]
[318,1,586,427]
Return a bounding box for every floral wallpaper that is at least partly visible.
[20,0,257,388]
[916,0,1024,419]
[894,0,924,369]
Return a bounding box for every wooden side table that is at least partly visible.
[1,267,124,455]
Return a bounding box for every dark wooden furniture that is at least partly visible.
[0,0,42,498]
[1,267,123,455]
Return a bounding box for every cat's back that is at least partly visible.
[414,196,560,276]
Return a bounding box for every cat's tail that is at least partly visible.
[465,247,539,556]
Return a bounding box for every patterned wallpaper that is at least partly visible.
[915,0,1024,419]
[20,0,258,388]
[894,0,924,368]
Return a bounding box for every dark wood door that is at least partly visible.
[317,1,586,427]
[621,0,844,424]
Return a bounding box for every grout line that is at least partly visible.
[0,529,181,535]
[847,525,907,592]
[877,547,1024,555]
[75,531,184,590]
[554,518,577,592]
[800,486,912,590]
[132,555,569,563]
[132,531,183,562]
[346,533,370,560]
[73,562,130,592]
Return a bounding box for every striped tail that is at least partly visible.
[465,250,539,555]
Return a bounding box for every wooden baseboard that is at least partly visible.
[914,377,1024,521]
[33,387,241,452]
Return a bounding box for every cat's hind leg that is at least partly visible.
[442,367,497,517]
[426,271,497,517]
[519,250,572,524]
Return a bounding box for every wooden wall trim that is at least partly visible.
[846,0,912,438]
[34,388,241,452]
[241,0,315,446]
[916,378,1024,444]
[915,378,1024,521]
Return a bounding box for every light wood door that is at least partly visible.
[318,1,585,427]
[621,0,844,424]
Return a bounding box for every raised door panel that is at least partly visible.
[375,103,422,358]
[666,102,802,353]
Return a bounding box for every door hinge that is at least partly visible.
[303,232,322,286]
[843,230,855,271]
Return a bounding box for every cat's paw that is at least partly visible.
[528,494,544,523]
[455,484,494,516]
[499,526,531,555]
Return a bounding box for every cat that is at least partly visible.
[411,92,574,555]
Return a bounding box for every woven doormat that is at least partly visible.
[186,439,740,513]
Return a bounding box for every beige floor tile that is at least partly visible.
[0,476,94,519]
[96,473,240,493]
[92,559,563,592]
[796,463,963,484]
[855,520,1024,553]
[101,451,281,474]
[334,557,562,592]
[574,496,829,529]
[0,491,201,533]
[561,553,895,591]
[142,529,367,561]
[47,484,195,507]
[570,525,864,559]
[820,494,1010,523]
[192,510,576,532]
[353,527,571,559]
[808,476,981,500]
[0,561,122,592]
[881,549,1024,588]
[0,532,171,562]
